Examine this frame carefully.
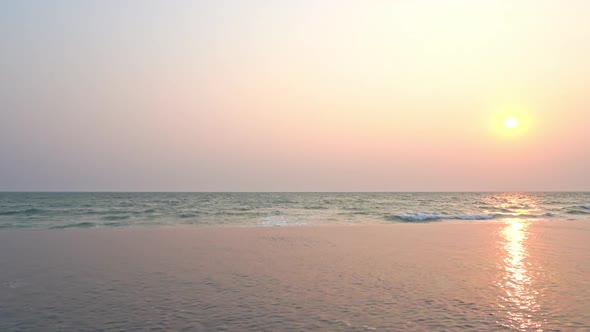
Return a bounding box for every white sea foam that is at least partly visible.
[257,215,309,227]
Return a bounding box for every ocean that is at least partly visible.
[1,192,589,229]
[1,192,590,331]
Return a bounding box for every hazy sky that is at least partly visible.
[1,0,589,191]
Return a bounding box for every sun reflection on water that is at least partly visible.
[493,194,548,331]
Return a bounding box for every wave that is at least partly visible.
[104,221,127,227]
[386,213,496,222]
[0,210,23,216]
[581,205,590,210]
[566,210,590,215]
[101,215,130,221]
[178,212,201,218]
[51,222,97,229]
[84,210,132,215]
[0,208,50,216]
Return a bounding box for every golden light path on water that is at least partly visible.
[494,194,545,331]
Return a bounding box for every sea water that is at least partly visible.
[1,192,590,331]
[0,192,589,229]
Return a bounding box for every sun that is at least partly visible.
[504,117,518,129]
[490,104,532,138]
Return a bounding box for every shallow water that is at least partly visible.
[1,192,589,229]
[0,222,589,331]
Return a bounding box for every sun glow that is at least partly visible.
[491,104,532,138]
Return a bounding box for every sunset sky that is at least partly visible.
[1,0,589,191]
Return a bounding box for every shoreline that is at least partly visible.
[0,217,586,232]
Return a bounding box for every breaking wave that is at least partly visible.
[386,213,496,222]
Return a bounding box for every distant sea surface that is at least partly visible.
[1,192,589,229]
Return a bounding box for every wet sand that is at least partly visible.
[1,221,589,331]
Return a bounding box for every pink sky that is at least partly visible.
[1,1,589,191]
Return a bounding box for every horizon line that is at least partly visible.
[1,191,589,194]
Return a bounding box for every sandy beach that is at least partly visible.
[1,221,589,331]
